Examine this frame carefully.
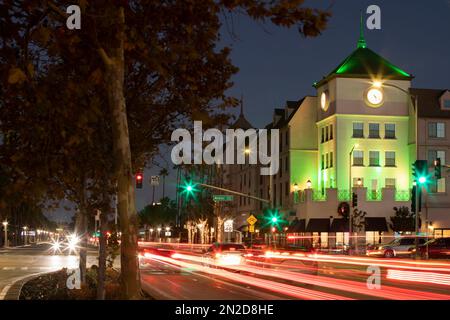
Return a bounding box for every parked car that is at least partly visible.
[202,243,247,267]
[414,237,450,259]
[366,237,427,258]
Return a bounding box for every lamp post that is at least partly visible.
[23,226,28,245]
[348,144,359,254]
[2,221,8,248]
[373,80,421,258]
[306,180,312,189]
[157,227,162,242]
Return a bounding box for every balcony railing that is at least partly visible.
[395,190,410,201]
[367,190,382,201]
[312,190,327,201]
[338,190,351,201]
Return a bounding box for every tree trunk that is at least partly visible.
[75,209,87,284]
[101,7,141,299]
[97,213,107,300]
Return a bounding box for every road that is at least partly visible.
[0,243,98,299]
[1,243,450,300]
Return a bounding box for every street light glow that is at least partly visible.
[2,221,7,227]
[372,80,382,88]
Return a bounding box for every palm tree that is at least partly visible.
[159,168,169,199]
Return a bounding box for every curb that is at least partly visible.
[0,272,47,300]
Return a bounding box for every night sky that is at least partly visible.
[48,0,450,223]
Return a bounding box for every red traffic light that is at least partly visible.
[136,173,143,188]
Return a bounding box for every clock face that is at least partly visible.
[365,87,384,107]
[320,91,329,111]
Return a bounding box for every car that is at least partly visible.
[202,243,247,267]
[366,237,427,258]
[414,237,450,259]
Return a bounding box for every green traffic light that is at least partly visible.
[186,185,193,192]
[418,176,426,184]
[271,217,278,223]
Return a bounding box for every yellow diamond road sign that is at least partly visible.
[247,214,257,225]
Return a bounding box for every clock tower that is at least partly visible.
[313,18,414,196]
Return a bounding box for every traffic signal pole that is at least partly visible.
[414,184,420,259]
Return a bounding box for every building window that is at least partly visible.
[330,151,333,168]
[353,122,364,138]
[325,153,329,168]
[429,122,445,138]
[353,150,364,166]
[330,124,333,140]
[369,151,380,166]
[325,126,329,142]
[321,154,325,170]
[385,151,396,167]
[428,150,446,166]
[321,127,325,143]
[385,178,396,188]
[385,123,396,139]
[443,100,450,110]
[369,123,380,139]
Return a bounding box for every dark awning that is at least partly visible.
[330,219,349,232]
[365,217,388,232]
[306,218,330,232]
[288,219,305,233]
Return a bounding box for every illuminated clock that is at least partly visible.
[365,87,384,107]
[320,91,329,111]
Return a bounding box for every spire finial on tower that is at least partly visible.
[357,11,367,49]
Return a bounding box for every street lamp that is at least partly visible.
[357,178,362,187]
[293,183,299,191]
[306,180,312,189]
[23,226,28,245]
[2,221,8,248]
[372,79,421,258]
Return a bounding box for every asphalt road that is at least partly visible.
[0,243,98,299]
[140,258,291,300]
[1,243,450,300]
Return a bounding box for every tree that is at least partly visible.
[159,168,169,199]
[390,206,418,233]
[1,1,330,298]
[138,197,177,228]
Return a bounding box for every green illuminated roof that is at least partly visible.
[314,18,413,88]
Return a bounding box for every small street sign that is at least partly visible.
[247,214,257,225]
[213,195,234,202]
[248,225,255,233]
[150,175,160,186]
[224,220,233,232]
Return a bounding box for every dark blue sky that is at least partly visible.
[49,0,450,222]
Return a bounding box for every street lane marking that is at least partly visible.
[20,267,28,270]
[3,267,15,270]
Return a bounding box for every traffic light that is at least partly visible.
[411,184,422,213]
[135,172,143,189]
[413,160,428,185]
[351,192,358,208]
[434,158,442,179]
[180,179,198,200]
